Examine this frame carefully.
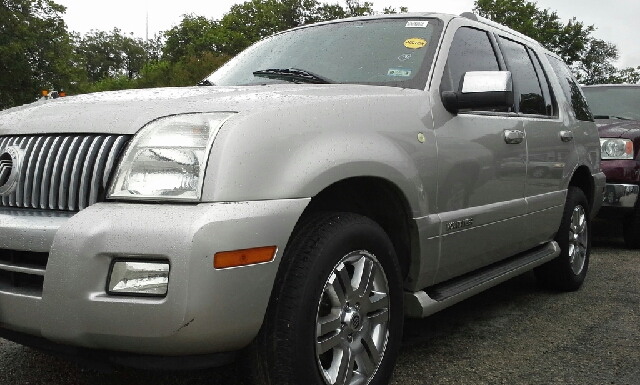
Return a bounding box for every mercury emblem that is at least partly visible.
[0,146,23,196]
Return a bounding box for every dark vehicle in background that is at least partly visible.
[583,85,640,248]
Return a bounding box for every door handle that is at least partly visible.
[504,129,524,144]
[560,130,574,142]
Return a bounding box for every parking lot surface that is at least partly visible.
[1,218,638,385]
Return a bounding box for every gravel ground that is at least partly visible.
[1,218,638,385]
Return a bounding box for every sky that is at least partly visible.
[54,0,640,67]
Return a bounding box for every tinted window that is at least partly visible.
[440,27,499,93]
[498,37,546,115]
[527,48,556,116]
[547,55,593,121]
[583,86,640,121]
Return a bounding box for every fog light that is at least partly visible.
[107,260,170,297]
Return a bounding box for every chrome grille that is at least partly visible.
[0,135,129,211]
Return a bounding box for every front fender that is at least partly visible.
[202,98,433,217]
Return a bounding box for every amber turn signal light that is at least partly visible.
[214,246,277,269]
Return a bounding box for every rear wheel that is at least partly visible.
[249,212,404,385]
[535,186,590,291]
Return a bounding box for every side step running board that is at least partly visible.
[404,241,560,318]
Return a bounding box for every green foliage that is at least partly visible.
[219,0,318,55]
[574,39,619,85]
[383,6,408,14]
[163,15,227,61]
[0,0,80,109]
[342,0,374,17]
[574,40,640,85]
[616,66,640,84]
[75,28,149,83]
[219,0,379,54]
[474,0,593,65]
[474,0,640,84]
[139,53,231,88]
[84,53,231,92]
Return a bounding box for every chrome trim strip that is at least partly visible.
[31,136,53,208]
[68,136,92,211]
[89,136,116,206]
[58,136,82,210]
[0,262,46,276]
[7,137,23,207]
[15,137,35,207]
[40,136,63,209]
[48,136,72,209]
[602,184,639,208]
[102,136,128,188]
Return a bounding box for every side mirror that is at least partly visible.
[441,71,514,114]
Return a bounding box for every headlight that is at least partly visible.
[108,112,234,201]
[600,138,634,160]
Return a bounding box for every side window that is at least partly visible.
[546,55,594,121]
[498,37,546,115]
[440,27,499,93]
[527,47,557,117]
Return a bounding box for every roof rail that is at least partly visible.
[460,12,478,21]
[459,12,540,46]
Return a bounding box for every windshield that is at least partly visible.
[205,18,442,89]
[582,86,640,121]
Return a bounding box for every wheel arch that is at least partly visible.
[300,176,418,282]
[569,165,595,215]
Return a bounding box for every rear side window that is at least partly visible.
[546,55,593,121]
[440,27,500,93]
[498,37,546,115]
[527,48,557,116]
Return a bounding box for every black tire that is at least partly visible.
[623,203,640,249]
[248,212,404,385]
[535,186,591,291]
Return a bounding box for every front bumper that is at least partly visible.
[0,199,309,357]
[599,159,640,210]
[602,183,639,208]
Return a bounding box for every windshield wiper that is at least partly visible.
[252,68,334,84]
[593,115,634,120]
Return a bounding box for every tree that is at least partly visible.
[219,0,318,54]
[343,0,374,17]
[75,28,149,83]
[474,0,639,84]
[574,39,619,85]
[163,15,226,61]
[138,52,230,88]
[474,0,593,65]
[219,0,393,55]
[0,0,79,109]
[616,66,640,84]
[383,6,408,14]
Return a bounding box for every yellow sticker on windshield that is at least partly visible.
[404,38,427,49]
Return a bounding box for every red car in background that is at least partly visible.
[583,85,640,248]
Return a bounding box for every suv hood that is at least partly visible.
[596,119,640,139]
[0,85,416,136]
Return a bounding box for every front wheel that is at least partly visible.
[535,186,591,291]
[248,212,404,385]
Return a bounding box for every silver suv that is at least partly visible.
[0,12,605,385]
